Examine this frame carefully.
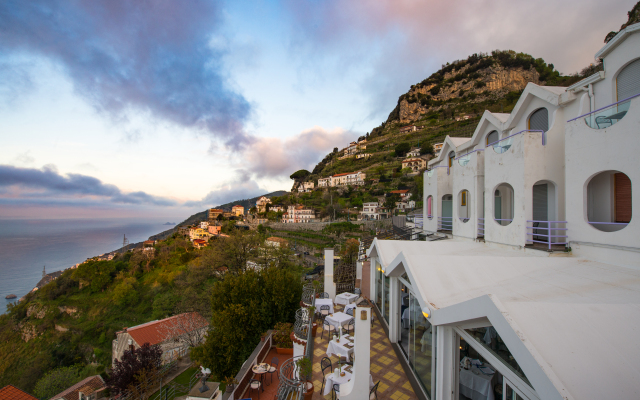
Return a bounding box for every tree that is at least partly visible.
[420,142,434,155]
[33,365,81,400]
[333,147,338,153]
[384,194,400,211]
[107,343,163,395]
[289,169,310,181]
[394,142,411,157]
[340,239,359,265]
[401,167,413,175]
[191,268,302,380]
[200,230,263,277]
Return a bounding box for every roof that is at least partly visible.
[372,238,640,400]
[209,208,224,212]
[390,190,409,194]
[232,205,244,208]
[402,158,424,162]
[143,240,155,244]
[124,313,208,346]
[49,375,105,400]
[332,171,360,177]
[193,239,207,244]
[595,21,640,59]
[448,137,472,146]
[0,385,38,400]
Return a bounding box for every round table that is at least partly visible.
[252,363,271,392]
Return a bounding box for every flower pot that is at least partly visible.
[303,381,314,400]
[225,384,234,393]
[311,323,318,337]
[276,347,294,355]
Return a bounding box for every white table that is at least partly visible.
[326,338,354,359]
[323,368,375,397]
[325,312,354,331]
[316,298,335,314]
[344,303,357,314]
[335,292,358,306]
[459,366,496,400]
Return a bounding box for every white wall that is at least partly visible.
[452,150,484,239]
[594,30,640,106]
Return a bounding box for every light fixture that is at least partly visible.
[421,306,431,319]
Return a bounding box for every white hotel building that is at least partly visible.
[363,24,640,400]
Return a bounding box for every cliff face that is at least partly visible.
[390,62,542,125]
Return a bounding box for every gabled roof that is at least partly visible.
[124,313,208,347]
[232,205,244,208]
[503,83,567,130]
[595,22,640,59]
[457,111,509,152]
[428,136,471,166]
[49,375,105,400]
[332,171,360,177]
[0,385,38,400]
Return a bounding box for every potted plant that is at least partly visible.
[296,357,314,400]
[222,376,238,393]
[312,280,321,297]
[273,322,294,354]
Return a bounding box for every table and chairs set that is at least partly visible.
[316,290,380,400]
[249,356,279,399]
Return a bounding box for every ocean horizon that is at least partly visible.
[0,218,173,314]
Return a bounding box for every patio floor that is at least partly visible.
[242,347,292,400]
[310,307,417,400]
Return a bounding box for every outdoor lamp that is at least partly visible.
[422,306,431,319]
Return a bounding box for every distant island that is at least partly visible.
[163,222,176,225]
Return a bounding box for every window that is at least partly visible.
[617,58,640,101]
[486,130,499,146]
[494,184,514,226]
[587,171,632,232]
[427,196,433,219]
[448,151,455,168]
[528,108,549,132]
[459,190,470,223]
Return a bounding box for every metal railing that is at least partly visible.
[414,213,424,229]
[486,129,545,153]
[294,308,311,340]
[438,216,453,231]
[567,93,639,128]
[275,356,306,400]
[526,220,568,251]
[494,218,513,226]
[477,218,484,237]
[302,283,315,306]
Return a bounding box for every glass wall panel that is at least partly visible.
[383,275,390,322]
[464,326,532,387]
[409,292,433,398]
[375,262,382,310]
[399,285,410,356]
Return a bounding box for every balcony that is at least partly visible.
[568,93,639,130]
[487,129,545,154]
[525,220,569,251]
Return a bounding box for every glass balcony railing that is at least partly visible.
[492,137,512,153]
[457,154,471,166]
[568,93,639,129]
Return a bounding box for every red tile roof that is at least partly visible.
[332,171,359,177]
[390,190,409,194]
[232,205,244,209]
[193,239,207,245]
[125,313,209,346]
[0,385,38,400]
[49,375,105,400]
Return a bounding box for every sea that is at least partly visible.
[0,218,174,314]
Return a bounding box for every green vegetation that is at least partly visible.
[0,229,305,394]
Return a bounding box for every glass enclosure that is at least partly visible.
[407,292,433,398]
[383,275,390,322]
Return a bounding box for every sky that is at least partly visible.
[0,0,633,220]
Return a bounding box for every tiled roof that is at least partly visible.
[0,385,38,400]
[402,158,423,162]
[390,190,409,194]
[193,239,207,244]
[332,171,360,177]
[125,313,208,346]
[232,205,243,208]
[48,375,105,400]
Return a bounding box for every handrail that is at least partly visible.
[526,220,568,251]
[486,129,545,148]
[427,165,450,176]
[567,93,640,122]
[455,148,484,160]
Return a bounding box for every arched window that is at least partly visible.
[459,190,470,222]
[486,130,499,146]
[617,58,640,100]
[448,151,455,168]
[427,196,433,219]
[587,171,632,232]
[494,184,514,226]
[529,108,549,132]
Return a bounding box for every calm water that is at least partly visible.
[0,218,171,313]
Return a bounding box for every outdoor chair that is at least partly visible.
[346,307,354,316]
[370,381,380,400]
[347,319,355,335]
[320,357,333,395]
[267,356,279,385]
[322,319,336,340]
[320,304,330,319]
[332,383,340,400]
[249,379,261,399]
[320,292,330,299]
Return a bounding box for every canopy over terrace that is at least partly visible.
[371,238,640,399]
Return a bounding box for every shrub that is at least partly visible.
[273,322,294,348]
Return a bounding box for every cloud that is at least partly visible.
[0,165,178,207]
[283,0,631,120]
[241,126,359,178]
[184,170,270,208]
[0,0,252,149]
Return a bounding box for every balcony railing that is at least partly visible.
[275,356,306,400]
[427,165,450,177]
[455,148,484,166]
[487,129,545,154]
[477,218,484,237]
[438,217,453,231]
[526,220,568,251]
[568,93,639,129]
[414,213,424,229]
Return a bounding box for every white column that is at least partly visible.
[356,260,362,280]
[293,340,305,358]
[388,276,399,343]
[337,306,371,400]
[435,326,456,400]
[324,248,336,299]
[369,256,377,302]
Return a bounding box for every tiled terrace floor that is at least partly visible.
[311,307,417,400]
[241,347,292,400]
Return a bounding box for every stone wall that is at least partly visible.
[266,219,392,232]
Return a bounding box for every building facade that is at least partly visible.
[232,205,245,216]
[256,196,272,213]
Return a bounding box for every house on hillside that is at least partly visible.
[256,196,272,213]
[343,141,358,156]
[433,142,444,157]
[297,181,315,192]
[193,239,207,249]
[390,189,411,200]
[360,202,390,220]
[318,177,331,187]
[0,385,38,400]
[232,205,245,216]
[282,205,316,223]
[331,171,366,186]
[50,375,107,400]
[208,208,224,221]
[399,125,417,133]
[406,148,421,157]
[112,312,209,366]
[208,225,222,235]
[402,157,427,172]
